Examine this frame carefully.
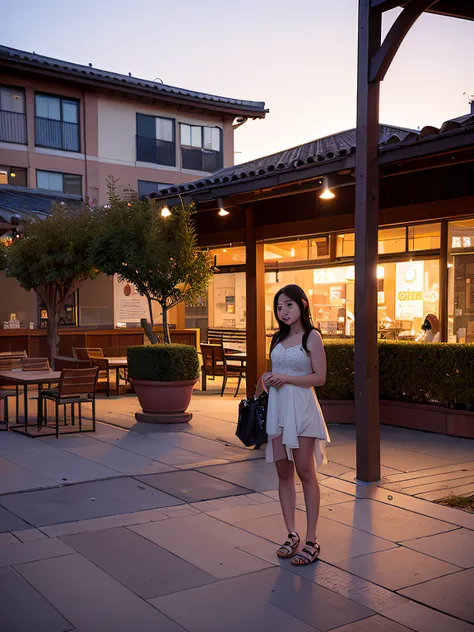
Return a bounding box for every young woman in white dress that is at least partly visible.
[262,284,330,565]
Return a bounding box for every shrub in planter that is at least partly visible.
[127,344,199,422]
[127,344,199,382]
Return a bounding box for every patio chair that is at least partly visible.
[0,357,23,429]
[0,351,27,358]
[21,357,50,371]
[200,343,246,397]
[38,366,99,438]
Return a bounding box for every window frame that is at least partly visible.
[136,113,176,167]
[0,84,27,145]
[36,169,82,195]
[0,165,27,187]
[34,92,81,152]
[180,123,223,172]
[137,180,172,198]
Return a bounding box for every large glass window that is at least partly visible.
[180,124,222,172]
[0,166,27,186]
[336,233,355,258]
[136,114,175,166]
[0,84,26,144]
[137,180,172,198]
[37,170,82,195]
[209,245,246,266]
[207,272,246,330]
[35,94,80,151]
[448,219,474,343]
[264,237,329,263]
[408,223,441,251]
[378,227,406,254]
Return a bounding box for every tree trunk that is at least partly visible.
[46,304,61,369]
[144,296,158,344]
[161,303,171,344]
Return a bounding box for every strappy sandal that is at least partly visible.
[291,540,320,565]
[277,532,300,558]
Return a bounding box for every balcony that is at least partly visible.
[35,117,80,152]
[0,111,27,144]
[136,136,176,167]
[181,147,222,172]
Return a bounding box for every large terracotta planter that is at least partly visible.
[132,378,197,423]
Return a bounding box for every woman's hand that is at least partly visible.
[265,373,288,389]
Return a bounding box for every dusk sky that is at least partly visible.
[2,1,473,163]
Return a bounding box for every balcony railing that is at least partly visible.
[0,111,27,144]
[181,147,223,172]
[136,136,176,167]
[35,117,80,152]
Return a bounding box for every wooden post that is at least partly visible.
[245,204,266,397]
[440,220,449,342]
[354,0,382,482]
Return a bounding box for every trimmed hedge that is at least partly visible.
[127,344,199,382]
[319,341,474,411]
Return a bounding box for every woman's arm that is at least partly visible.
[265,330,327,388]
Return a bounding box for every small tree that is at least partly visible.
[93,181,214,344]
[0,205,97,366]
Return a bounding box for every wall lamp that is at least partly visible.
[161,203,171,217]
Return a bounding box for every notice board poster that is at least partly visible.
[113,275,149,326]
[395,261,424,320]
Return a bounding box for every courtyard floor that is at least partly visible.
[0,388,473,631]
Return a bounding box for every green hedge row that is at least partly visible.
[319,341,474,411]
[127,344,199,382]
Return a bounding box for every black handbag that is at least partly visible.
[236,391,268,448]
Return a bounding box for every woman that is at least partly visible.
[262,284,330,565]
[417,313,441,342]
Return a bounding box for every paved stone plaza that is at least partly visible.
[0,392,473,631]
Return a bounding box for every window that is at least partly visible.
[0,166,27,187]
[209,245,246,266]
[35,94,80,151]
[408,223,441,251]
[378,227,406,254]
[0,85,27,144]
[336,233,355,258]
[137,180,172,198]
[136,114,175,166]
[36,170,82,195]
[180,124,223,172]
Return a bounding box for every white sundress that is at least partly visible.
[265,342,330,466]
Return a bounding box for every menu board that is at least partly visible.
[113,275,149,326]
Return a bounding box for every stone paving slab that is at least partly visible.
[135,469,252,502]
[198,459,279,491]
[320,499,458,541]
[151,566,373,632]
[0,454,56,494]
[402,528,474,568]
[263,485,353,508]
[0,505,31,533]
[235,510,397,563]
[382,600,474,632]
[148,430,256,461]
[0,566,73,632]
[0,442,120,485]
[63,440,177,476]
[329,615,414,631]
[335,545,461,590]
[398,567,474,624]
[62,526,216,598]
[15,553,184,632]
[0,477,184,526]
[12,527,48,542]
[130,513,272,579]
[0,537,74,567]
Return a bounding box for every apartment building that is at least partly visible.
[0,45,267,204]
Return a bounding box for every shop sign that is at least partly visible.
[113,275,149,326]
[395,261,424,319]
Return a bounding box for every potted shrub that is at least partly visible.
[128,344,200,423]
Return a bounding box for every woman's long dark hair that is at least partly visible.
[270,284,317,353]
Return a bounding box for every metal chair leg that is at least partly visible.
[79,402,82,432]
[220,374,227,397]
[55,403,59,439]
[234,375,242,398]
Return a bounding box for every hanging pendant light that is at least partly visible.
[217,198,229,216]
[319,177,335,200]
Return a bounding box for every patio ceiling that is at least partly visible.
[371,0,474,21]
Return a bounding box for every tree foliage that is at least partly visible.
[93,180,214,343]
[1,205,97,365]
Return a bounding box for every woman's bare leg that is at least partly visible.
[275,456,296,533]
[293,437,320,543]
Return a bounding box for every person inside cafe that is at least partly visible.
[417,313,441,343]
